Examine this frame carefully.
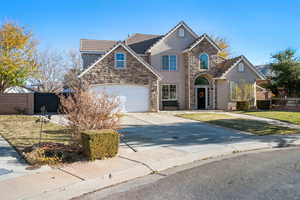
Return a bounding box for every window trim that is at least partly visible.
[161,84,177,101]
[178,28,185,37]
[237,62,245,72]
[161,55,177,71]
[115,52,126,69]
[199,53,209,69]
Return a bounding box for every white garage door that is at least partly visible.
[89,84,149,112]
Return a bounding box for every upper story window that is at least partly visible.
[162,55,177,71]
[199,53,209,69]
[178,28,185,37]
[238,62,245,72]
[115,52,126,69]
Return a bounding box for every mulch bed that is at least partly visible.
[23,142,86,166]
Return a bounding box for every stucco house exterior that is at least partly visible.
[79,21,264,112]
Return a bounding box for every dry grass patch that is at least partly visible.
[177,113,300,135]
[0,115,70,151]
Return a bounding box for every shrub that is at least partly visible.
[236,101,250,111]
[81,129,119,160]
[257,100,271,110]
[59,90,121,143]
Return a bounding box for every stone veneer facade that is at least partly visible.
[183,38,220,109]
[80,45,159,112]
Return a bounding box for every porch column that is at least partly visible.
[187,53,191,109]
[254,81,257,107]
[212,79,216,109]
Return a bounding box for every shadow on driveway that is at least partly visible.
[119,117,300,150]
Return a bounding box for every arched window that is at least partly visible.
[199,53,209,69]
[195,77,209,85]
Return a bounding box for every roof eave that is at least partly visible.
[146,21,198,53]
[78,42,162,80]
[184,34,222,53]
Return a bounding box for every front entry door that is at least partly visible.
[197,88,206,109]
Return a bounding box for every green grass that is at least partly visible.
[0,115,70,152]
[237,111,300,125]
[177,113,300,136]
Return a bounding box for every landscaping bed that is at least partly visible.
[237,111,300,125]
[0,115,85,165]
[177,113,300,135]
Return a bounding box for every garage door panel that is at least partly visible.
[89,84,149,112]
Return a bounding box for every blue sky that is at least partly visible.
[1,0,300,65]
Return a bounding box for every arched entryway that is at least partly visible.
[194,76,210,109]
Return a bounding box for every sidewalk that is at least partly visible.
[0,136,49,181]
[2,113,300,200]
[2,136,300,200]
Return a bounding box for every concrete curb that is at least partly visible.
[19,140,290,200]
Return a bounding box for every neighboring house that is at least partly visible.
[79,21,265,112]
[255,64,274,79]
[4,86,35,93]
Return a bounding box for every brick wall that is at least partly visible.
[0,93,34,114]
[256,90,272,100]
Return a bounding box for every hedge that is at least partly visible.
[236,101,250,111]
[257,100,271,110]
[81,129,119,160]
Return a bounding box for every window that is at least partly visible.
[195,76,209,85]
[178,28,185,37]
[162,85,177,100]
[238,62,245,72]
[199,53,209,69]
[115,52,126,69]
[162,55,177,71]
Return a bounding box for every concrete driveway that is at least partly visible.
[119,112,292,153]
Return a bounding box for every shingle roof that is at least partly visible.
[80,39,117,52]
[255,64,273,78]
[79,42,161,79]
[126,33,163,54]
[184,34,221,52]
[211,56,242,78]
[80,33,162,54]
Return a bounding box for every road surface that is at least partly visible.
[79,148,300,200]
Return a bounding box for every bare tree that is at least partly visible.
[29,49,67,92]
[60,90,121,143]
[63,50,83,91]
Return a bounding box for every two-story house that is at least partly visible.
[79,21,264,112]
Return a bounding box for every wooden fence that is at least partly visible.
[0,93,34,114]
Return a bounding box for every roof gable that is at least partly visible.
[78,42,161,79]
[217,56,265,80]
[184,34,221,52]
[146,21,198,53]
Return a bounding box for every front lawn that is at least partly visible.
[0,115,82,165]
[238,111,300,125]
[177,113,300,135]
[0,115,70,151]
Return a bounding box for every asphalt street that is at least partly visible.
[79,148,300,200]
